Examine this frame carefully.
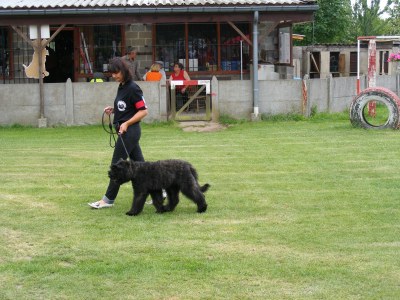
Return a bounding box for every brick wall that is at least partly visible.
[125,24,153,78]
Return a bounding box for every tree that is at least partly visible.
[386,0,400,35]
[293,0,353,45]
[351,0,392,37]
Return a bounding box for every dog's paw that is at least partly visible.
[126,211,138,216]
[155,207,166,214]
[163,205,174,212]
[197,204,207,213]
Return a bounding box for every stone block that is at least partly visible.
[38,117,47,128]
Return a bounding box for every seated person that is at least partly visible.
[90,72,105,83]
[144,64,162,81]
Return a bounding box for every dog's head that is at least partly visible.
[108,159,133,185]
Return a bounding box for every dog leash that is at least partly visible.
[118,132,131,160]
[102,111,130,159]
[102,111,117,148]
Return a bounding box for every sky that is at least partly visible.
[350,0,388,10]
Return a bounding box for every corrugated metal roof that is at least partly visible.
[0,0,316,9]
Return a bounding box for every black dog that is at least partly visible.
[108,159,210,216]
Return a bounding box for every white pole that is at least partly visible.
[357,39,360,94]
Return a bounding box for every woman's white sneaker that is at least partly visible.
[88,201,114,209]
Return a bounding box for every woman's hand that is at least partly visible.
[104,106,114,115]
[119,109,148,134]
[118,122,129,134]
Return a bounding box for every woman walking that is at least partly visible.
[89,57,148,209]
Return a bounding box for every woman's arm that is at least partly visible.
[118,109,148,134]
[181,70,191,93]
[183,70,191,81]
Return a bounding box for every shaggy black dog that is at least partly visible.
[108,159,210,216]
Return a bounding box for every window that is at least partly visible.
[379,51,389,75]
[155,24,185,72]
[309,52,320,78]
[0,26,37,83]
[330,52,339,73]
[220,23,249,71]
[350,51,357,76]
[188,24,217,71]
[155,23,250,72]
[0,27,10,80]
[78,25,123,75]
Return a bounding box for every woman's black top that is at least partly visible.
[113,80,147,126]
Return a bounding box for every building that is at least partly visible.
[0,0,318,83]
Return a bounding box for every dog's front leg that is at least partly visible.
[126,190,148,216]
[150,190,166,214]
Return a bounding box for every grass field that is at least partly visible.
[1,114,399,299]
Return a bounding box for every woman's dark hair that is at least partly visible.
[174,62,185,70]
[108,57,132,82]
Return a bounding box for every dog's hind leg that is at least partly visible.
[150,190,166,214]
[126,190,149,216]
[180,183,208,213]
[163,186,180,212]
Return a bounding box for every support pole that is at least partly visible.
[37,26,44,119]
[357,39,360,94]
[34,26,48,127]
[240,40,243,81]
[251,10,260,121]
[367,39,377,118]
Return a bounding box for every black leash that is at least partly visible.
[119,133,130,160]
[102,111,117,148]
[102,111,130,159]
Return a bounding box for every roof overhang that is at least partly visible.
[0,5,318,25]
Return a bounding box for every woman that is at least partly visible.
[89,57,148,209]
[169,62,190,109]
[144,63,162,81]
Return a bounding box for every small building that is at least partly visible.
[294,40,400,79]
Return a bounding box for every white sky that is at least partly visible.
[350,0,388,6]
[350,0,388,10]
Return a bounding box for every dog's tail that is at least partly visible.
[200,183,210,193]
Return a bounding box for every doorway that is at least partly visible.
[170,82,212,121]
[44,29,74,83]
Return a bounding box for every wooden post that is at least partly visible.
[37,26,45,121]
[368,39,377,117]
[171,86,176,120]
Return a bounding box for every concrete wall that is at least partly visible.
[0,75,399,126]
[0,79,168,126]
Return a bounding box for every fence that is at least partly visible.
[0,75,398,126]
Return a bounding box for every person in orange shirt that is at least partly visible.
[144,63,162,81]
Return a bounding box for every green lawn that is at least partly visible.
[0,115,399,299]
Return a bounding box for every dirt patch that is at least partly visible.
[179,121,228,132]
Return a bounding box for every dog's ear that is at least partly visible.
[111,158,125,168]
